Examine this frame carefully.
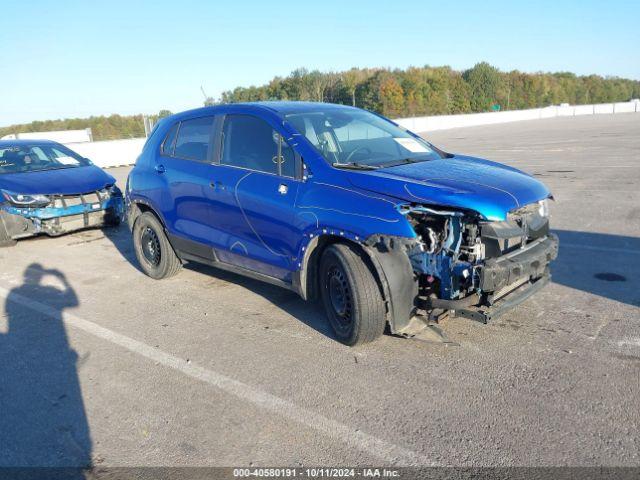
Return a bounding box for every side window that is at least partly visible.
[221,114,295,177]
[174,116,214,162]
[161,123,179,156]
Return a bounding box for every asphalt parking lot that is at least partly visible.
[1,114,638,468]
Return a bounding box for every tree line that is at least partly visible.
[2,63,639,140]
[0,111,173,142]
[216,63,640,118]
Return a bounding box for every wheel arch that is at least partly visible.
[296,232,419,334]
[127,199,167,231]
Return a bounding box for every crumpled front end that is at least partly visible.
[0,187,123,244]
[403,200,558,324]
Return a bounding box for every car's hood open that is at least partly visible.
[0,165,115,196]
[346,155,550,221]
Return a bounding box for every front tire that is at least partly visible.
[133,212,182,279]
[319,244,386,346]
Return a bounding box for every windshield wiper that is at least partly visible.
[379,157,430,168]
[332,162,379,170]
[49,165,79,170]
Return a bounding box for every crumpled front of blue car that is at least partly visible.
[397,198,559,325]
[0,185,123,243]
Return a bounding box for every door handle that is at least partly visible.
[210,180,225,190]
[154,164,166,174]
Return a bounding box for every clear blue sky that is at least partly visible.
[1,0,638,126]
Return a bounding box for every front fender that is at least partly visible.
[295,229,419,333]
[294,180,416,239]
[292,181,420,330]
[363,235,419,333]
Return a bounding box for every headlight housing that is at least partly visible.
[1,190,50,207]
[538,198,549,218]
[108,184,123,196]
[99,184,122,198]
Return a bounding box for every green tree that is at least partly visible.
[463,62,503,111]
[341,69,363,106]
[379,75,405,117]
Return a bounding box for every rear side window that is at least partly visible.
[161,123,179,156]
[173,116,215,162]
[221,114,295,177]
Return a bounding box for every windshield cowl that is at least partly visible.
[0,165,82,175]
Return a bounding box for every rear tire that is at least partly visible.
[319,244,386,346]
[133,212,182,279]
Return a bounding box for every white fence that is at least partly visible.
[394,100,640,133]
[68,138,146,169]
[44,100,639,169]
[2,128,93,143]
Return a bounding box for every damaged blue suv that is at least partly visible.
[0,140,123,246]
[126,102,558,345]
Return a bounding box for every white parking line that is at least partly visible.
[561,243,640,256]
[0,286,435,466]
[518,165,638,168]
[618,338,640,348]
[544,189,640,193]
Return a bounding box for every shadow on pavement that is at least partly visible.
[0,263,91,477]
[184,262,337,340]
[102,225,337,341]
[102,225,141,272]
[553,230,640,307]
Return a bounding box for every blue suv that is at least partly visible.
[126,102,558,345]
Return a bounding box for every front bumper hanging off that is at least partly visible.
[427,234,559,324]
[478,234,558,293]
[0,191,124,243]
[453,273,550,323]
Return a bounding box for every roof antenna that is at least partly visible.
[200,85,214,106]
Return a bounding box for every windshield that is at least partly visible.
[0,144,89,174]
[285,108,443,168]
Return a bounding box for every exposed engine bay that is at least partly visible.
[400,201,559,324]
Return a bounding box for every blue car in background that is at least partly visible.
[126,102,558,345]
[0,140,123,246]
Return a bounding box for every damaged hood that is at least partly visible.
[346,155,550,221]
[0,165,116,196]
